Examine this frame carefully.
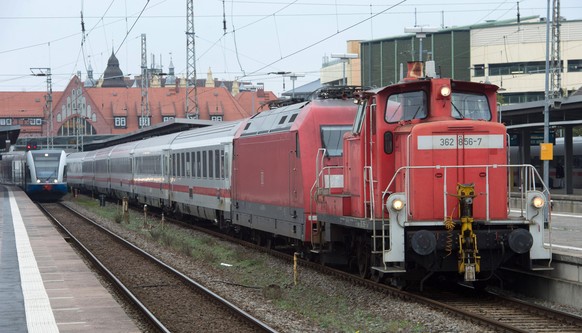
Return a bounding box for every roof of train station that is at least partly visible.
[501,93,582,131]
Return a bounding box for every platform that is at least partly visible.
[0,185,139,333]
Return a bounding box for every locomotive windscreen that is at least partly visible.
[451,92,491,120]
[385,90,427,123]
[31,152,61,181]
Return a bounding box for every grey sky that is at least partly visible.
[0,0,579,95]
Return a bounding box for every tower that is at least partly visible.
[185,0,199,118]
[550,0,562,98]
[102,50,126,88]
[140,33,149,128]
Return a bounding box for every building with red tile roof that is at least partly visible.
[234,88,278,115]
[0,78,274,148]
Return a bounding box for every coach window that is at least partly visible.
[192,151,198,178]
[186,152,191,177]
[197,151,202,178]
[451,92,491,120]
[223,152,229,179]
[209,150,214,179]
[215,149,220,179]
[385,91,427,123]
[181,152,186,177]
[320,125,351,157]
[202,151,208,178]
[173,154,178,177]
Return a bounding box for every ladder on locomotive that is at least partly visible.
[361,101,385,261]
[309,148,330,252]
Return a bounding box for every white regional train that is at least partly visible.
[0,149,68,201]
[67,121,239,225]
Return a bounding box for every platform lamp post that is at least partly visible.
[330,53,357,86]
[30,67,53,149]
[403,26,439,62]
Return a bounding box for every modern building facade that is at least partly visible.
[360,16,582,105]
[320,40,362,86]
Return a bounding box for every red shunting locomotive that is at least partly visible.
[309,62,552,287]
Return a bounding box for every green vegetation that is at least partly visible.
[73,195,427,332]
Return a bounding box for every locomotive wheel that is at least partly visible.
[356,241,371,279]
[370,270,383,283]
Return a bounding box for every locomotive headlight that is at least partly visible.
[440,85,451,97]
[36,179,41,183]
[392,199,404,211]
[53,179,58,183]
[531,195,545,209]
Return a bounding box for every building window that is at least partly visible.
[489,61,555,76]
[114,117,127,128]
[210,115,223,121]
[568,59,582,72]
[163,116,175,122]
[29,118,42,126]
[139,116,151,127]
[473,64,485,77]
[0,118,12,126]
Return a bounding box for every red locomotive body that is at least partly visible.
[312,68,552,286]
[231,92,358,245]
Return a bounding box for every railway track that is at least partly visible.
[419,289,582,333]
[39,202,277,333]
[154,211,582,332]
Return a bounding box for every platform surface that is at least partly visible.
[0,186,139,333]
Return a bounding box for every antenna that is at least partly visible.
[404,26,439,62]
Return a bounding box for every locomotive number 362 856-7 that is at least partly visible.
[417,134,504,150]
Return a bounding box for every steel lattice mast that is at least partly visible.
[185,0,199,118]
[550,0,562,99]
[140,33,149,128]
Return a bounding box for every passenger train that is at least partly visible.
[67,63,552,288]
[0,149,68,201]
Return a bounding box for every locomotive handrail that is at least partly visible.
[381,163,551,224]
[314,148,326,192]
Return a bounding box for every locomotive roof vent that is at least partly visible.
[308,86,367,101]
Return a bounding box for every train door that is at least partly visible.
[163,149,171,205]
[129,152,136,198]
[289,132,298,217]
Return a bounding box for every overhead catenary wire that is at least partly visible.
[242,0,407,78]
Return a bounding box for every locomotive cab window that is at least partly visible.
[385,91,427,123]
[320,125,351,157]
[352,99,367,135]
[451,92,491,120]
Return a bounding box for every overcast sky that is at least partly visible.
[0,0,580,96]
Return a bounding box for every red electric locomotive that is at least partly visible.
[231,87,360,246]
[309,62,552,287]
